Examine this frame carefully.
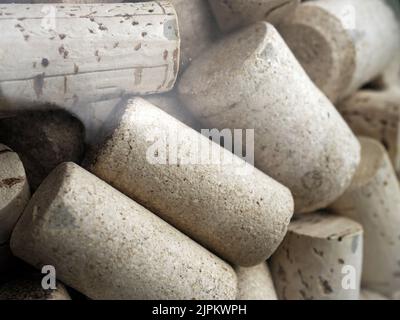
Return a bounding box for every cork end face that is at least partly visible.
[290,212,363,240]
[178,21,271,100]
[279,3,356,102]
[350,137,387,189]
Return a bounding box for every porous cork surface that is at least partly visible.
[179,22,360,213]
[270,212,363,300]
[88,97,294,267]
[331,137,400,297]
[10,162,238,300]
[236,263,278,300]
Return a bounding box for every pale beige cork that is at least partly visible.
[178,22,360,213]
[236,263,278,300]
[270,212,363,300]
[279,0,400,102]
[87,97,294,267]
[0,2,180,111]
[338,89,400,176]
[330,137,400,298]
[10,162,238,300]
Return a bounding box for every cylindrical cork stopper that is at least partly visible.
[208,0,300,32]
[338,90,400,176]
[270,212,363,300]
[87,97,294,267]
[0,277,71,300]
[178,22,360,213]
[0,144,30,244]
[0,2,180,112]
[10,162,238,300]
[236,263,278,300]
[279,0,400,102]
[330,137,400,297]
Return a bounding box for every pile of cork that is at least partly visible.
[0,0,399,300]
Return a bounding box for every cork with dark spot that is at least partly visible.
[270,212,363,300]
[10,162,238,300]
[0,110,85,191]
[178,22,360,213]
[338,89,400,176]
[0,276,71,300]
[0,2,180,110]
[132,0,219,70]
[236,263,278,300]
[0,144,30,244]
[330,137,400,297]
[279,0,400,102]
[87,97,294,267]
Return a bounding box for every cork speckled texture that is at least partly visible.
[178,22,360,213]
[10,162,238,300]
[279,0,400,102]
[331,137,400,297]
[270,212,363,300]
[88,97,294,267]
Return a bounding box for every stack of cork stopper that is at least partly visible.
[0,0,399,300]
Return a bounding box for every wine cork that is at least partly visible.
[0,144,30,244]
[0,110,85,191]
[338,89,400,176]
[208,0,300,33]
[10,162,238,300]
[236,263,278,300]
[360,289,388,300]
[131,0,218,69]
[0,277,71,300]
[330,137,400,297]
[279,0,400,102]
[270,212,363,300]
[178,22,360,213]
[0,2,180,111]
[87,97,294,267]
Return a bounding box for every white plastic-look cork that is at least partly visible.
[270,212,363,300]
[208,0,300,32]
[279,0,400,102]
[0,2,180,111]
[178,22,360,213]
[87,97,294,267]
[331,137,400,298]
[236,263,278,300]
[10,162,238,300]
[338,89,400,176]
